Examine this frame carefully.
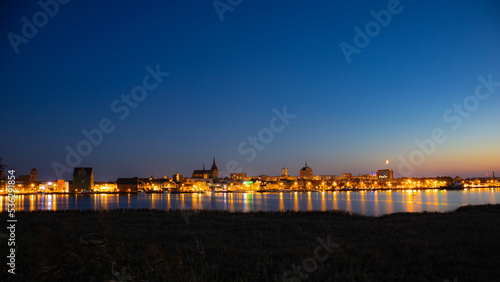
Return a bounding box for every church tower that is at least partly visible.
[30,168,38,182]
[210,157,218,178]
[300,161,313,179]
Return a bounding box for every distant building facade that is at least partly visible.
[30,168,38,182]
[57,179,69,192]
[117,177,141,192]
[299,162,313,179]
[192,158,218,179]
[231,173,247,180]
[281,167,288,177]
[341,173,352,181]
[0,170,6,191]
[72,167,94,192]
[17,175,30,183]
[377,169,393,181]
[173,173,183,182]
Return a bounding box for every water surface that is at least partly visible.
[2,188,499,216]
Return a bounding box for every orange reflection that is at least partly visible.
[294,192,299,211]
[30,194,35,211]
[321,192,326,210]
[229,193,234,212]
[192,194,198,210]
[102,194,108,210]
[333,191,338,211]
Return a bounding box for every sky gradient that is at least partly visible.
[1,0,499,181]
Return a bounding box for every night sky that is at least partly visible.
[1,0,499,181]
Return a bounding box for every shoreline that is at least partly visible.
[5,203,497,216]
[2,186,499,196]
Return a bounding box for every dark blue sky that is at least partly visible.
[1,0,499,181]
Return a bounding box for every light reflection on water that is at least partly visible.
[1,189,499,216]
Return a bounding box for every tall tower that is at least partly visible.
[281,167,288,177]
[72,167,94,192]
[30,168,38,182]
[300,162,313,179]
[211,157,218,178]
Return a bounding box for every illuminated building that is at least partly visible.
[192,157,218,179]
[281,167,288,177]
[341,173,352,181]
[192,164,210,178]
[377,169,393,181]
[15,168,40,192]
[231,173,247,180]
[315,175,338,181]
[57,179,69,192]
[258,174,269,181]
[72,167,94,192]
[300,162,313,179]
[117,177,141,192]
[173,173,183,182]
[0,170,5,191]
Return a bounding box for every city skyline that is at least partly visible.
[4,159,497,182]
[1,1,499,181]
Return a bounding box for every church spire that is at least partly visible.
[211,157,218,170]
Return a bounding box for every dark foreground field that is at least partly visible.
[2,205,500,281]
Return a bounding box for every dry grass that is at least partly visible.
[1,204,500,281]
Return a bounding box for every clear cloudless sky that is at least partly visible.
[1,0,499,181]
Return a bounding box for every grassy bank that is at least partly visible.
[1,205,500,281]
